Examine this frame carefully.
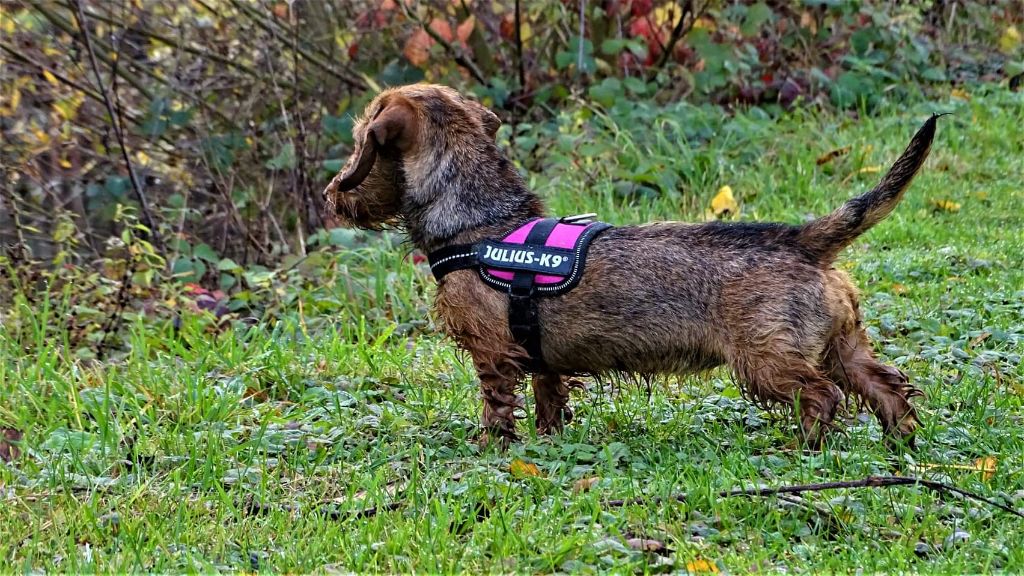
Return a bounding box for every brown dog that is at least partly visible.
[324,83,938,447]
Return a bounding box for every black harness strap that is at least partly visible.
[508,218,559,369]
[426,216,612,373]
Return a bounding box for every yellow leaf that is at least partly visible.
[2,88,21,114]
[42,70,59,86]
[929,199,961,213]
[33,128,50,145]
[686,558,720,574]
[858,165,881,174]
[136,151,152,166]
[693,16,717,31]
[816,145,850,165]
[510,459,541,478]
[951,87,970,101]
[891,283,907,295]
[999,25,1021,54]
[974,456,997,481]
[710,185,738,217]
[572,476,600,493]
[59,158,72,169]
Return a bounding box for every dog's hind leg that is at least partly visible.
[824,329,920,442]
[532,373,575,435]
[732,352,845,447]
[820,269,920,443]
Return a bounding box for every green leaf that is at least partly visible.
[601,38,628,55]
[323,159,344,174]
[741,3,773,37]
[622,76,648,95]
[216,258,241,272]
[588,78,622,107]
[192,243,219,262]
[265,142,296,170]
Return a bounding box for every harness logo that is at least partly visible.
[481,245,567,269]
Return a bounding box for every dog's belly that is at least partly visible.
[535,223,819,377]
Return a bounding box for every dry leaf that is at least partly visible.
[456,16,475,45]
[429,18,454,43]
[929,199,961,213]
[858,165,881,174]
[968,332,991,349]
[974,456,997,481]
[951,87,971,101]
[710,185,738,217]
[799,10,817,34]
[0,428,22,463]
[403,29,433,66]
[891,283,907,295]
[573,476,600,493]
[510,459,541,478]
[686,558,720,573]
[816,145,851,165]
[626,537,666,552]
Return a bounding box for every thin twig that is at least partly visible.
[399,2,489,86]
[604,475,1024,519]
[338,475,1024,522]
[222,0,367,90]
[577,0,586,78]
[652,0,703,72]
[70,0,164,256]
[514,0,526,90]
[0,41,105,104]
[63,0,260,77]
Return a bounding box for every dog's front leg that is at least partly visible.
[532,373,576,435]
[467,349,525,448]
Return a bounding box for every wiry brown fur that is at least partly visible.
[324,83,940,447]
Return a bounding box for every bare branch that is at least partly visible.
[69,0,164,255]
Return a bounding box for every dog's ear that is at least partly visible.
[333,98,418,192]
[479,107,501,139]
[467,99,501,139]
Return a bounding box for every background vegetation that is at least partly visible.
[1,0,1023,572]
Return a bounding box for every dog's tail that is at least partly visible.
[797,114,943,265]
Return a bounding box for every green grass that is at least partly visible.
[2,89,1023,573]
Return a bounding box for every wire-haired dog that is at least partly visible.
[323,83,939,447]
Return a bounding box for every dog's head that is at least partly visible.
[323,84,502,229]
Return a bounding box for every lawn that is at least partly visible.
[2,89,1023,573]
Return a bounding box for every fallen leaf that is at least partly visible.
[951,87,971,101]
[573,476,600,493]
[929,199,961,213]
[974,456,997,481]
[686,558,720,573]
[858,165,881,174]
[968,332,991,349]
[891,283,907,295]
[710,185,738,217]
[0,428,22,463]
[510,459,542,478]
[626,537,666,553]
[816,145,850,165]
